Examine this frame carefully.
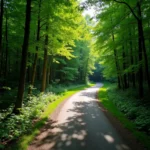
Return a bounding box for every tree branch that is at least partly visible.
[113,0,139,21]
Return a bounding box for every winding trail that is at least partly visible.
[28,83,131,150]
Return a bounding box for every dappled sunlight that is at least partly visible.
[103,134,115,143]
[28,84,130,150]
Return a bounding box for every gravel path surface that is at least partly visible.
[28,83,133,150]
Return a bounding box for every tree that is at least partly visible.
[0,0,4,76]
[41,25,48,92]
[13,0,32,114]
[28,0,42,94]
[89,0,150,98]
[113,0,149,98]
[0,0,95,113]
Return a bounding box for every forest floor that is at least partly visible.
[27,83,144,150]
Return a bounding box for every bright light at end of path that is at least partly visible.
[82,7,95,17]
[80,0,96,17]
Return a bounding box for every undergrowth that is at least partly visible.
[0,93,59,149]
[98,83,150,149]
[108,84,150,135]
[0,83,90,149]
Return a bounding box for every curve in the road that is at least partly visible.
[28,83,131,150]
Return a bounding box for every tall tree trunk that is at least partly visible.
[0,46,3,77]
[0,0,4,77]
[46,55,53,85]
[49,55,54,83]
[13,0,32,114]
[137,19,144,99]
[37,59,41,81]
[28,54,38,94]
[4,7,8,80]
[84,57,89,83]
[41,25,48,92]
[114,0,147,97]
[27,53,31,83]
[111,33,121,89]
[28,0,42,94]
[46,56,50,86]
[110,15,121,89]
[137,2,150,89]
[129,29,136,88]
[0,0,4,60]
[122,45,128,89]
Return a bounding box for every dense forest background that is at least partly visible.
[0,0,150,149]
[88,0,150,144]
[0,0,99,147]
[0,0,97,112]
[91,0,150,99]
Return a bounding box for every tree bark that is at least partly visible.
[46,57,50,86]
[112,37,121,89]
[110,16,121,89]
[27,53,31,83]
[49,55,54,83]
[0,0,4,59]
[122,45,128,89]
[4,7,8,80]
[114,0,146,97]
[41,25,48,92]
[0,0,4,77]
[137,19,144,99]
[28,0,42,94]
[129,30,136,88]
[13,0,32,114]
[137,2,150,89]
[84,57,89,83]
[46,55,53,85]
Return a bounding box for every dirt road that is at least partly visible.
[28,83,132,150]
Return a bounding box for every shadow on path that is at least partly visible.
[29,88,130,150]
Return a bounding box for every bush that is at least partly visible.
[107,84,150,135]
[0,83,85,147]
[0,92,59,146]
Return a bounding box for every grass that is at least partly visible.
[98,83,150,150]
[8,83,94,150]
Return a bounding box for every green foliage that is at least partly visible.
[92,0,150,96]
[107,86,150,134]
[0,92,59,144]
[0,0,96,146]
[0,0,95,94]
[98,83,150,149]
[2,83,94,150]
[0,83,94,148]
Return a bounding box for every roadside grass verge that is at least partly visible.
[6,83,94,150]
[98,83,150,150]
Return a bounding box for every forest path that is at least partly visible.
[28,83,131,150]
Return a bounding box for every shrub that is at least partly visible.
[107,84,150,135]
[0,83,85,147]
[0,92,59,146]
